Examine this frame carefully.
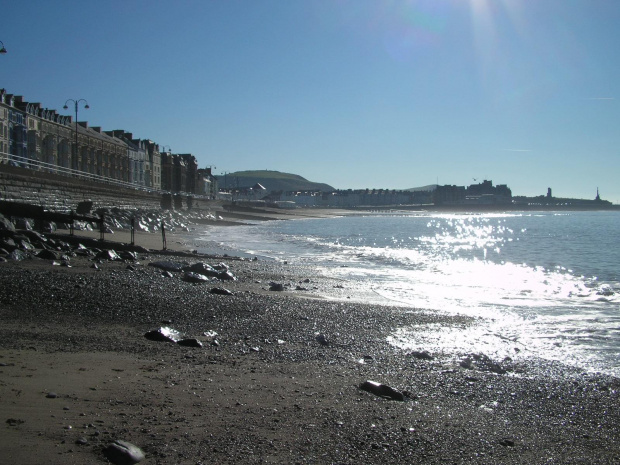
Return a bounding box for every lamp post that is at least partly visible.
[63,99,89,173]
[0,41,7,54]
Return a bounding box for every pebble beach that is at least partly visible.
[1,221,620,464]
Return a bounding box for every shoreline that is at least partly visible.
[1,239,620,463]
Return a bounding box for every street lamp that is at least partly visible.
[161,145,172,153]
[0,41,7,54]
[63,99,89,173]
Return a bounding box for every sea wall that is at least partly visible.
[0,164,217,212]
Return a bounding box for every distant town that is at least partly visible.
[1,88,614,210]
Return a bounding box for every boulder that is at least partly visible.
[103,440,145,464]
[217,270,237,281]
[37,249,62,260]
[360,380,405,401]
[144,327,181,343]
[183,262,216,274]
[183,271,210,283]
[96,249,121,261]
[148,260,186,272]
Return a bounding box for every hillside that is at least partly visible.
[216,170,334,193]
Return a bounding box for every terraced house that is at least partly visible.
[0,88,211,195]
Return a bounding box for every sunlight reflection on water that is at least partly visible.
[195,211,620,375]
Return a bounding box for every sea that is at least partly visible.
[190,210,620,377]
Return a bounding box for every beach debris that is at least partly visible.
[183,271,211,283]
[410,350,433,360]
[269,282,285,291]
[144,327,181,343]
[103,439,145,465]
[360,380,406,401]
[178,338,203,348]
[210,287,233,295]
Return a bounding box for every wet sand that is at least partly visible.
[1,227,620,464]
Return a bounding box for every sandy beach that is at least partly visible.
[1,222,620,464]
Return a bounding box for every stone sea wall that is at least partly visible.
[0,164,217,212]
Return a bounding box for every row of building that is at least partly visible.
[0,89,217,198]
[229,181,511,208]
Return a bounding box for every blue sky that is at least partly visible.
[1,0,619,202]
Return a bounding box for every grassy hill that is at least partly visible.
[216,170,334,193]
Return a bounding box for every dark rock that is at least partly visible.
[75,437,89,445]
[183,271,210,283]
[76,200,93,215]
[315,334,329,346]
[119,251,138,261]
[15,218,33,230]
[178,338,203,348]
[360,380,405,401]
[46,392,58,399]
[269,282,285,291]
[103,439,145,464]
[217,270,237,281]
[6,418,24,426]
[210,287,233,296]
[411,350,433,360]
[37,249,62,260]
[21,230,47,243]
[499,438,515,447]
[8,249,28,261]
[41,221,57,233]
[14,237,34,250]
[463,353,508,374]
[0,214,15,232]
[0,237,16,252]
[144,327,181,343]
[148,260,186,272]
